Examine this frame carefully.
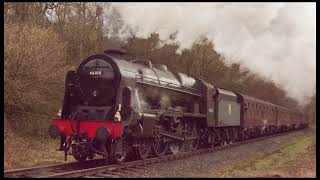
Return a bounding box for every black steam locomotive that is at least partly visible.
[48,49,308,163]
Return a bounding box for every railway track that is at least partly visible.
[4,129,306,178]
[3,158,107,178]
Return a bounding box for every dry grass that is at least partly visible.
[4,132,75,170]
[194,128,316,178]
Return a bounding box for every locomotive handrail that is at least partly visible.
[142,109,206,118]
[70,112,77,133]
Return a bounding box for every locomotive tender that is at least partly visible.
[48,49,308,163]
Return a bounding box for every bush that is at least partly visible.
[4,23,68,135]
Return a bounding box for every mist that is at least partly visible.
[104,3,316,105]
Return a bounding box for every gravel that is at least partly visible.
[109,130,308,177]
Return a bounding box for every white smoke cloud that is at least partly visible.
[105,2,316,105]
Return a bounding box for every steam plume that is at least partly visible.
[104,3,316,105]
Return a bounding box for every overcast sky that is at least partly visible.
[104,3,316,105]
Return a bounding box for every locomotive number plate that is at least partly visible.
[89,70,102,75]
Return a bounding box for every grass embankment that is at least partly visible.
[4,133,75,170]
[195,128,316,178]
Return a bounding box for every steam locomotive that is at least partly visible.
[48,49,308,163]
